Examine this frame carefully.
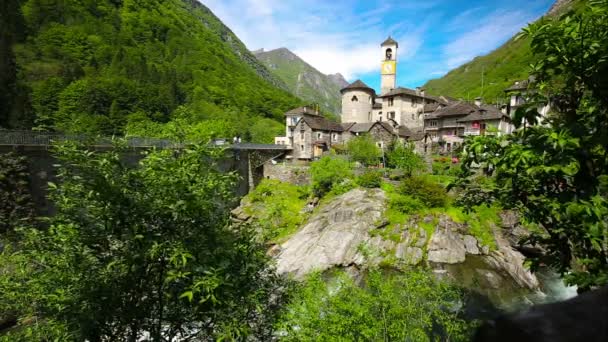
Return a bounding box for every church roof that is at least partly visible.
[381,36,398,47]
[340,79,375,94]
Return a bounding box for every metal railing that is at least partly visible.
[0,130,181,149]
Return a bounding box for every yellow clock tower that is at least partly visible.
[380,36,398,95]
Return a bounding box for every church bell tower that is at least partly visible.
[380,36,398,95]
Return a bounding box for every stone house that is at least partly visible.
[424,99,513,152]
[288,110,345,160]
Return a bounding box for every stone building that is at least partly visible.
[340,80,375,123]
[424,99,513,152]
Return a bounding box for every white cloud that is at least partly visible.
[201,0,425,80]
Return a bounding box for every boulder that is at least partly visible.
[427,228,467,264]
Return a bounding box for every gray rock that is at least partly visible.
[276,188,386,278]
[463,235,481,255]
[395,245,423,265]
[427,228,467,264]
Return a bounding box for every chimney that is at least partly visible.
[415,87,421,95]
[421,89,426,97]
[303,106,307,113]
[474,97,482,107]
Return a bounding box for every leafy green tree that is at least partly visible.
[249,118,284,144]
[0,143,288,340]
[346,135,382,166]
[277,269,471,341]
[387,141,425,176]
[310,156,353,197]
[455,1,608,291]
[0,153,34,237]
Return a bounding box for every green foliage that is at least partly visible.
[244,179,310,242]
[432,156,460,176]
[277,269,472,341]
[389,193,426,215]
[10,0,302,137]
[249,117,285,143]
[455,0,608,290]
[0,143,287,340]
[387,141,424,176]
[310,156,353,197]
[356,170,383,188]
[400,176,448,208]
[346,135,382,166]
[0,153,34,236]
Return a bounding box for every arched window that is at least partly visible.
[351,95,358,102]
[385,48,393,60]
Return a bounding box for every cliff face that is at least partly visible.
[254,47,346,115]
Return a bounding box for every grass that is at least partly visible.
[243,179,311,243]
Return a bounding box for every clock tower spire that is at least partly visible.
[380,36,398,95]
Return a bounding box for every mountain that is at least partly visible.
[423,0,577,103]
[254,48,347,115]
[2,0,302,140]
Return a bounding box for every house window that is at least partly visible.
[472,121,480,129]
[411,113,415,120]
[300,145,304,150]
[388,97,394,106]
[317,132,322,139]
[411,98,418,107]
[429,120,438,127]
[377,142,384,148]
[388,112,395,120]
[379,114,383,122]
[332,133,338,142]
[300,130,304,139]
[351,95,358,102]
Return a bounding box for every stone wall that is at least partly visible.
[341,89,374,123]
[263,162,311,186]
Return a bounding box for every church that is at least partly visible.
[274,37,514,160]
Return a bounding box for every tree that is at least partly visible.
[249,118,284,144]
[0,142,288,340]
[346,135,382,166]
[277,269,472,341]
[455,1,608,291]
[310,156,353,196]
[387,141,424,176]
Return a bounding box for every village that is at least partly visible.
[273,37,545,161]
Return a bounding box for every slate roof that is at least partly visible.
[285,106,318,116]
[340,79,375,94]
[300,114,344,132]
[378,87,420,98]
[423,103,442,113]
[381,36,398,47]
[430,101,477,118]
[340,122,356,131]
[457,105,510,122]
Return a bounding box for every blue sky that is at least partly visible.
[203,0,554,93]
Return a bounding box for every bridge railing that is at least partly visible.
[0,130,182,148]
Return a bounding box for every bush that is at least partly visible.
[389,193,426,214]
[387,142,424,176]
[399,176,447,208]
[346,135,382,166]
[278,269,472,341]
[356,170,382,188]
[310,156,353,197]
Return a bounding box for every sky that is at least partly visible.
[202,0,554,93]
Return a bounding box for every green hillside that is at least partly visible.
[424,36,536,104]
[2,0,302,141]
[254,48,347,115]
[424,0,579,103]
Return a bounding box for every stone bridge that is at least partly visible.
[0,130,291,215]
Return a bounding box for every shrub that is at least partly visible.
[389,193,426,214]
[346,135,382,166]
[278,269,472,341]
[399,176,447,208]
[356,170,382,188]
[387,142,424,176]
[310,156,353,197]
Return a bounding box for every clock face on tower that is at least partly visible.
[381,61,396,75]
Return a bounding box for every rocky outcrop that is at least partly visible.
[272,188,540,299]
[275,188,386,277]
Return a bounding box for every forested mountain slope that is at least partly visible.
[254,48,348,115]
[423,0,577,103]
[1,0,302,141]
